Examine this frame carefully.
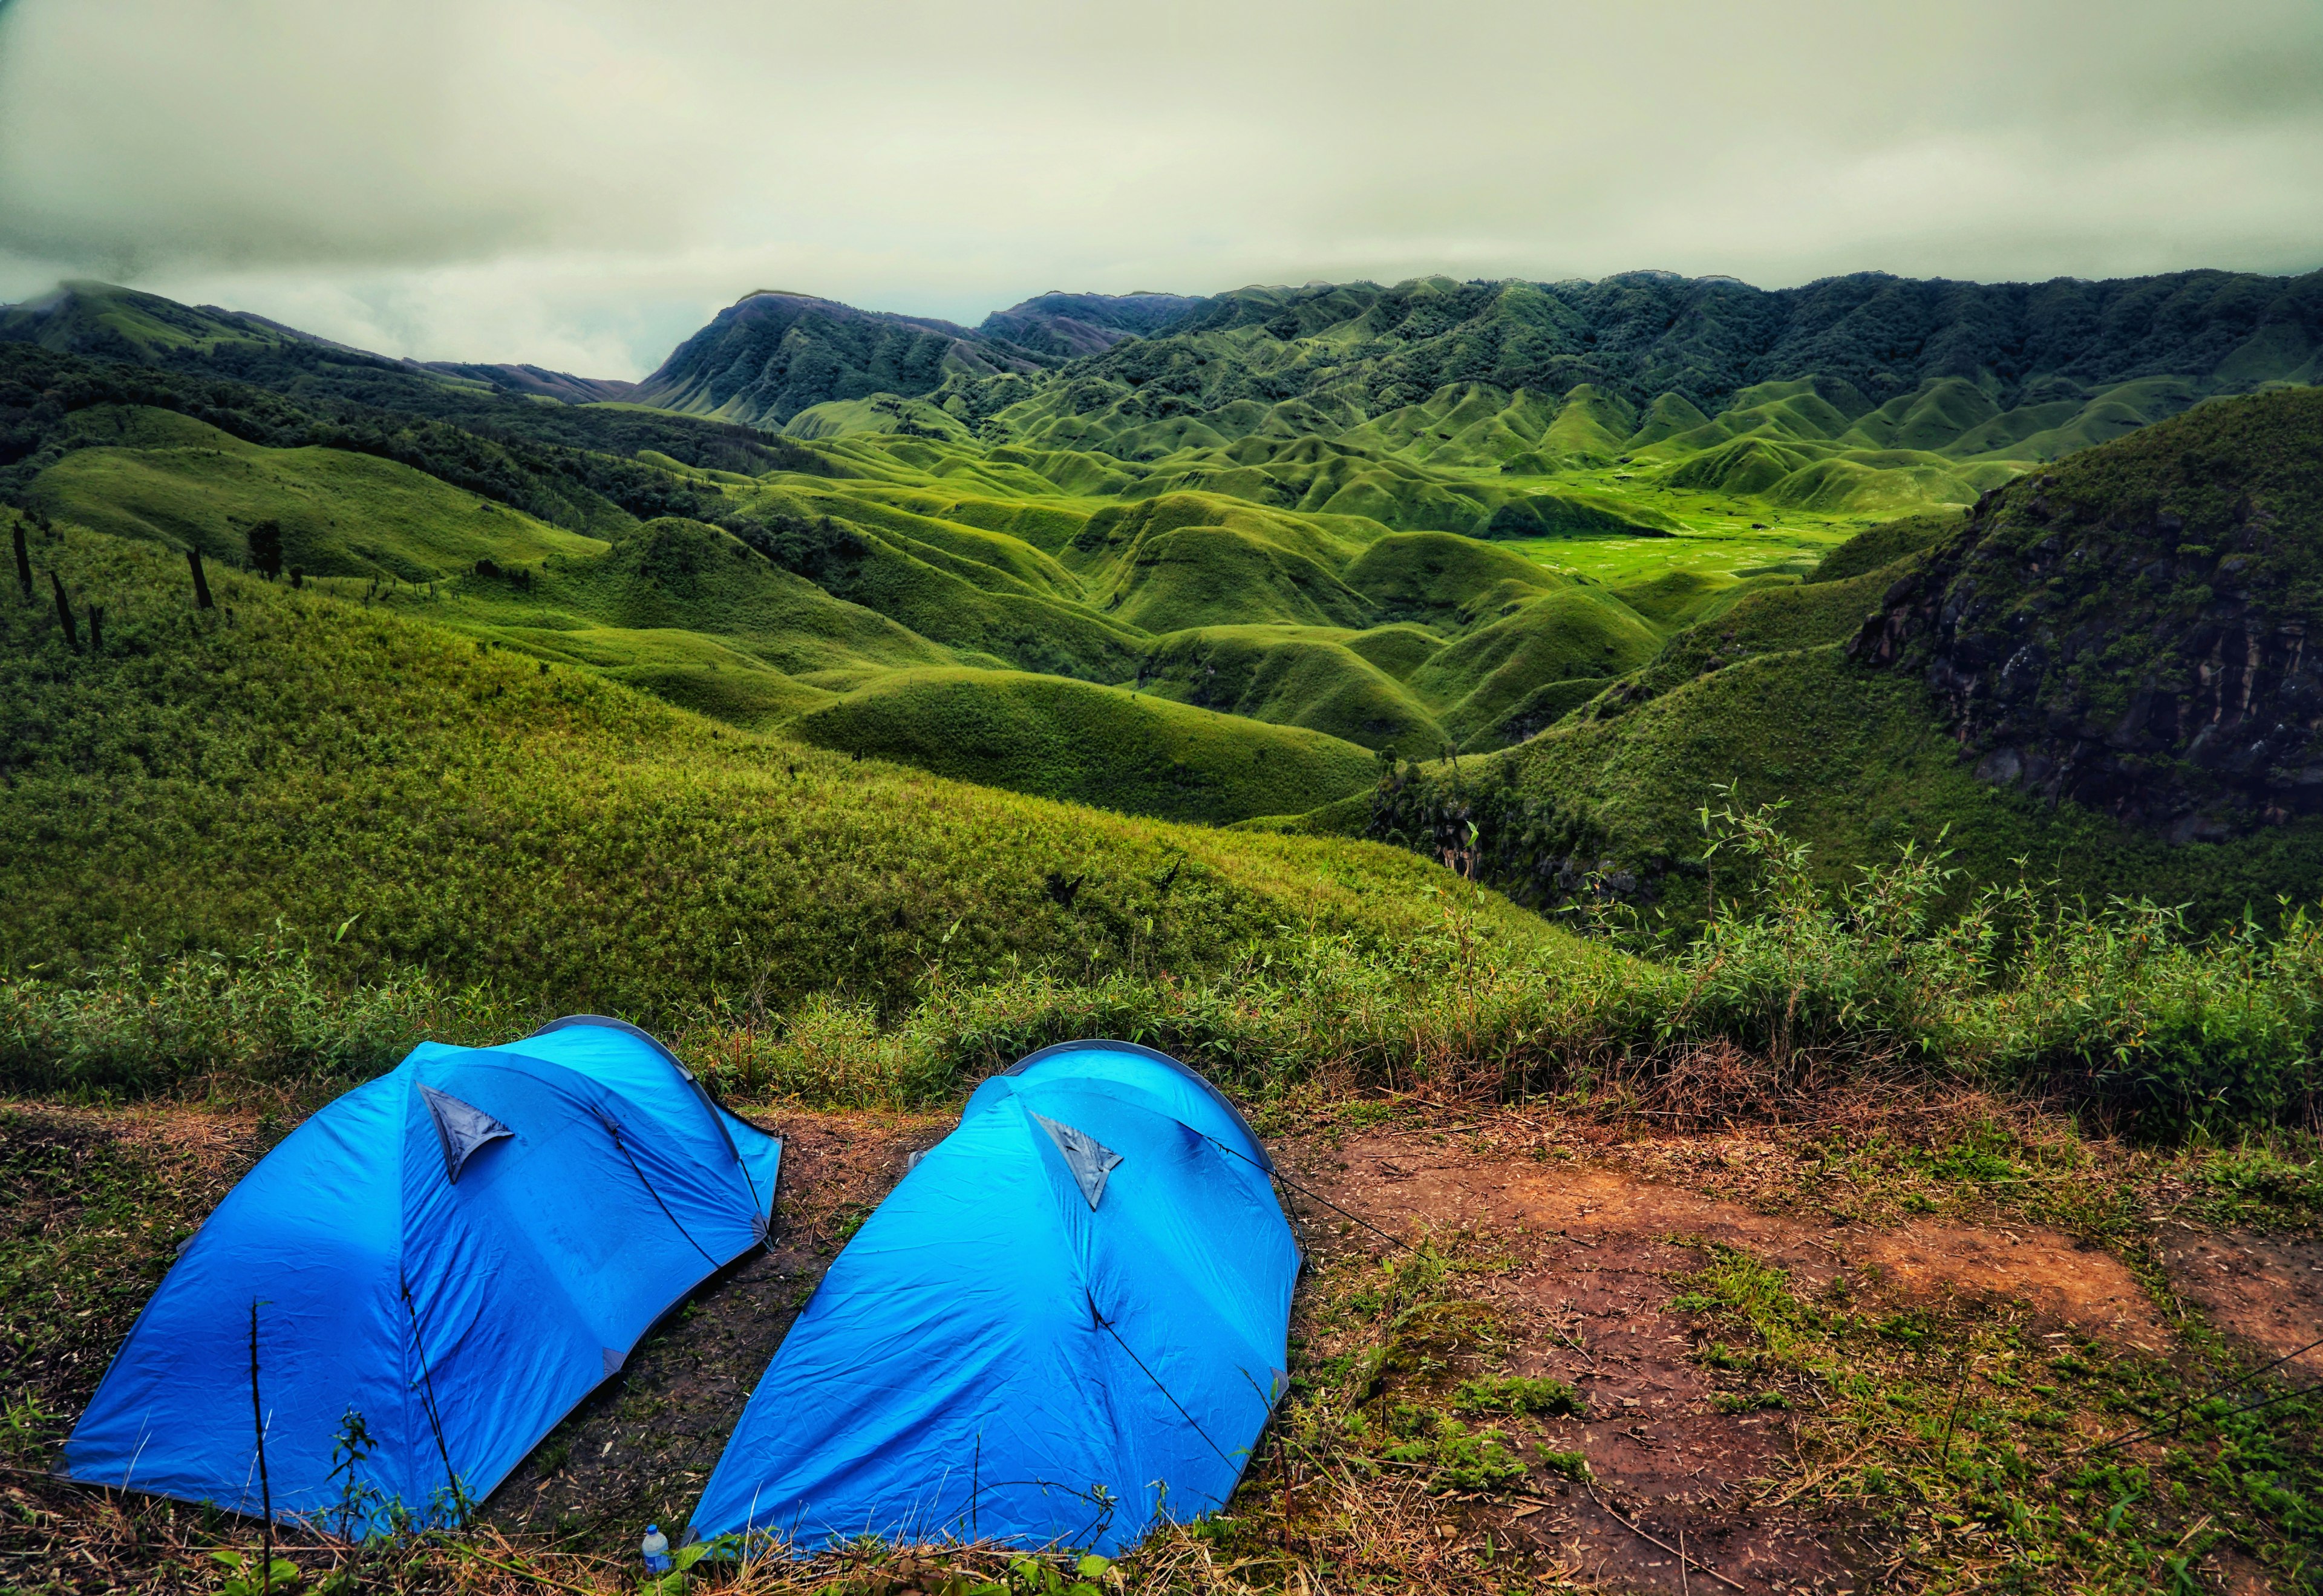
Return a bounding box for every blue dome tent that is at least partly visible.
[687,1041,1297,1556]
[59,1017,780,1530]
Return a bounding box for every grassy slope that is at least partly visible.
[27,407,606,579]
[1411,586,1665,747]
[1799,511,1962,585]
[1067,493,1385,633]
[1493,644,2323,924]
[3,528,1560,1015]
[1134,626,1449,758]
[1341,532,1560,630]
[426,517,958,722]
[743,488,1148,682]
[786,666,1380,824]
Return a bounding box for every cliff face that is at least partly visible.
[1851,387,2323,842]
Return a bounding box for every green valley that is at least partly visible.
[9,269,2322,849]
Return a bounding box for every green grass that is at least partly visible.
[786,666,1380,823]
[1135,625,1448,757]
[27,405,607,578]
[5,527,1541,1021]
[1407,585,1663,748]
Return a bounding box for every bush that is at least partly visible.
[0,924,528,1095]
[8,796,2318,1138]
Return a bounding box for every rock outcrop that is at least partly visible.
[1850,388,2323,841]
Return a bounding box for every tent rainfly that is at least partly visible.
[687,1040,1298,1555]
[59,1017,780,1531]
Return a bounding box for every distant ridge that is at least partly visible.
[414,361,637,404]
[0,281,638,407]
[621,266,2323,451]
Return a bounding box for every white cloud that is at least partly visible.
[2,0,2317,376]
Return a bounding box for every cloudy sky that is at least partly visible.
[2,0,2318,378]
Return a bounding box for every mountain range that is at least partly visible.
[5,263,2322,922]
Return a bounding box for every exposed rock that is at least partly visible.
[1849,388,2323,839]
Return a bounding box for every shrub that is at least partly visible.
[8,794,2318,1139]
[0,924,527,1095]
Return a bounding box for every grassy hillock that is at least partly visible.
[1482,488,1681,539]
[1134,626,1448,757]
[787,667,1379,823]
[1067,493,1383,633]
[1408,586,1664,747]
[748,503,1146,681]
[2,526,1555,1019]
[1341,532,1560,630]
[27,405,607,578]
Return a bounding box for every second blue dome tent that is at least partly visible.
[687,1040,1299,1555]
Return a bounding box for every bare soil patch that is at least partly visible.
[2160,1228,2323,1380]
[1276,1119,2171,1593]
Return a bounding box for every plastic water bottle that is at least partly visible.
[641,1524,671,1575]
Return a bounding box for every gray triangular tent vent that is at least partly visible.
[602,1346,625,1379]
[419,1084,513,1185]
[1030,1112,1123,1211]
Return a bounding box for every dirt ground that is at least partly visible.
[459,1101,2314,1592]
[1276,1119,2190,1594]
[7,1091,2319,1594]
[2157,1228,2323,1381]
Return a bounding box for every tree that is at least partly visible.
[248,518,284,579]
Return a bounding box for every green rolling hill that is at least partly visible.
[788,667,1379,824]
[27,405,607,579]
[5,266,2318,865]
